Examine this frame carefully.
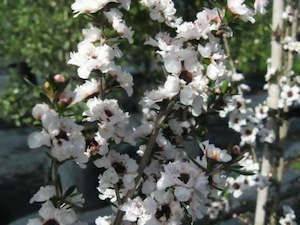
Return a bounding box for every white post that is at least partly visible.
[254,1,284,225]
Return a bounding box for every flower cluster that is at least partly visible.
[226,153,269,198]
[278,75,300,108]
[140,0,181,27]
[220,94,275,146]
[94,151,138,200]
[26,0,274,225]
[28,185,86,225]
[279,205,298,225]
[72,0,130,16]
[283,36,300,53]
[68,26,133,96]
[104,8,134,43]
[84,97,134,145]
[28,104,88,168]
[227,0,255,23]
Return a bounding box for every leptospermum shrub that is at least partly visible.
[25,0,299,225]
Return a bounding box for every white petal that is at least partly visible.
[28,132,50,148]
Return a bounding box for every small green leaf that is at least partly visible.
[221,80,229,94]
[64,185,77,197]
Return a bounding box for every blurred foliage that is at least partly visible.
[0,0,87,126]
[0,0,86,75]
[0,68,40,127]
[230,13,272,75]
[0,0,298,127]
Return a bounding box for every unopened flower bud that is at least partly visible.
[215,87,222,94]
[231,145,241,156]
[54,74,65,83]
[58,90,73,106]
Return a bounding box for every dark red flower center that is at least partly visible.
[233,183,240,190]
[178,173,190,184]
[112,162,126,175]
[245,129,252,136]
[104,109,113,117]
[56,130,68,140]
[179,70,193,84]
[155,204,171,220]
[287,91,293,98]
[44,219,60,225]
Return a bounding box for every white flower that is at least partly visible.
[95,216,112,225]
[28,110,88,167]
[157,161,209,200]
[141,75,180,108]
[94,133,109,155]
[137,144,147,157]
[121,197,146,222]
[230,72,244,82]
[84,97,134,144]
[168,119,191,136]
[176,22,199,40]
[156,131,181,160]
[240,123,259,146]
[163,75,181,97]
[32,103,50,120]
[143,191,184,225]
[84,98,128,124]
[283,37,300,53]
[255,104,269,120]
[30,185,56,204]
[198,35,224,60]
[279,206,297,225]
[108,66,134,96]
[251,174,269,189]
[142,160,161,194]
[228,109,246,132]
[227,0,255,23]
[239,153,259,172]
[200,140,232,162]
[28,131,51,149]
[254,0,269,14]
[226,176,246,198]
[94,151,138,199]
[66,191,85,208]
[140,0,181,27]
[206,61,226,80]
[72,79,101,104]
[104,8,134,43]
[226,153,267,198]
[219,95,250,117]
[27,201,77,225]
[71,0,118,16]
[146,32,202,76]
[279,84,299,108]
[82,27,102,43]
[176,8,222,40]
[158,161,202,190]
[282,5,294,22]
[68,41,116,79]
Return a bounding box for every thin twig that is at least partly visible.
[99,72,105,100]
[223,35,236,73]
